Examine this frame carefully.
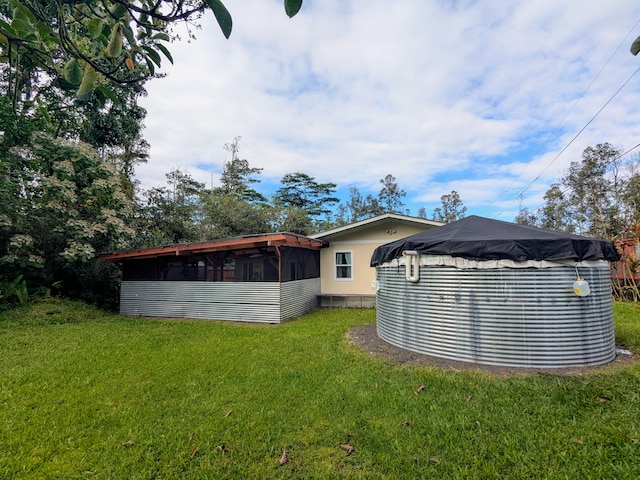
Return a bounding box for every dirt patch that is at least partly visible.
[347,323,639,377]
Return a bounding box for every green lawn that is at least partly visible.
[1,299,639,479]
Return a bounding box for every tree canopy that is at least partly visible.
[0,1,304,101]
[518,143,640,239]
[432,190,467,223]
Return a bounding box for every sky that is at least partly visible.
[137,0,640,221]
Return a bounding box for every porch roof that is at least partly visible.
[97,232,327,261]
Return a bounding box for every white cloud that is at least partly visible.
[137,0,640,220]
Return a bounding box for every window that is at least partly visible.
[335,251,353,280]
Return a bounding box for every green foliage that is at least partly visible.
[137,168,206,245]
[200,191,273,239]
[631,35,640,56]
[432,190,467,223]
[273,172,339,218]
[205,0,232,39]
[219,136,266,203]
[378,174,406,214]
[335,186,384,225]
[0,132,134,305]
[285,0,304,18]
[0,1,304,99]
[0,301,639,478]
[0,275,28,310]
[532,144,640,238]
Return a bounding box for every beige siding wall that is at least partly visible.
[320,223,433,295]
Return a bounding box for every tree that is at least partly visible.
[219,136,265,203]
[0,132,134,306]
[536,183,573,232]
[432,190,466,223]
[561,143,619,237]
[139,168,205,245]
[624,172,640,225]
[199,191,272,239]
[0,1,304,101]
[273,172,339,218]
[515,206,538,226]
[335,186,384,224]
[79,84,150,199]
[378,174,406,214]
[273,206,314,235]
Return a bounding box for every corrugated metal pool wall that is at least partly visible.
[120,278,320,323]
[376,263,615,368]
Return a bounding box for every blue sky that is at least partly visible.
[137,0,640,221]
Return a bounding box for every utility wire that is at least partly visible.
[495,64,640,218]
[522,142,640,216]
[483,16,640,217]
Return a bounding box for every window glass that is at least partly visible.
[335,251,352,279]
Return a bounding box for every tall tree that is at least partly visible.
[139,168,205,245]
[538,183,574,233]
[432,190,466,223]
[199,191,272,239]
[562,143,619,237]
[336,186,384,224]
[219,136,265,203]
[515,206,538,226]
[273,172,339,217]
[378,174,406,214]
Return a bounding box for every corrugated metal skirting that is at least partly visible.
[376,264,616,368]
[120,278,320,323]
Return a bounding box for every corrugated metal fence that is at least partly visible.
[376,264,615,368]
[120,278,320,323]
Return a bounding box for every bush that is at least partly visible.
[0,275,28,311]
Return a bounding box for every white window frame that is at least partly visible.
[334,250,353,281]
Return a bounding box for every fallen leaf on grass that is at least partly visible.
[572,438,584,445]
[401,421,410,428]
[122,440,134,447]
[428,457,439,463]
[216,444,229,452]
[190,445,199,458]
[466,395,473,402]
[279,449,288,465]
[413,384,426,395]
[224,410,233,418]
[631,438,638,444]
[597,396,612,403]
[340,444,354,455]
[188,432,195,443]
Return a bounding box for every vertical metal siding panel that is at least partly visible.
[375,264,615,368]
[280,278,321,321]
[120,281,282,323]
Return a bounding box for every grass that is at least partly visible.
[1,299,639,479]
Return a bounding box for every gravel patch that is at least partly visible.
[347,323,638,377]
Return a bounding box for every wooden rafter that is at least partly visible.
[97,233,327,261]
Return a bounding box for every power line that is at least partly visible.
[519,141,640,215]
[494,64,640,218]
[483,17,640,216]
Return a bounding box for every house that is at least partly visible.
[310,213,443,308]
[98,214,442,322]
[97,233,325,323]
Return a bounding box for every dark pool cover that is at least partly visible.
[370,215,620,266]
